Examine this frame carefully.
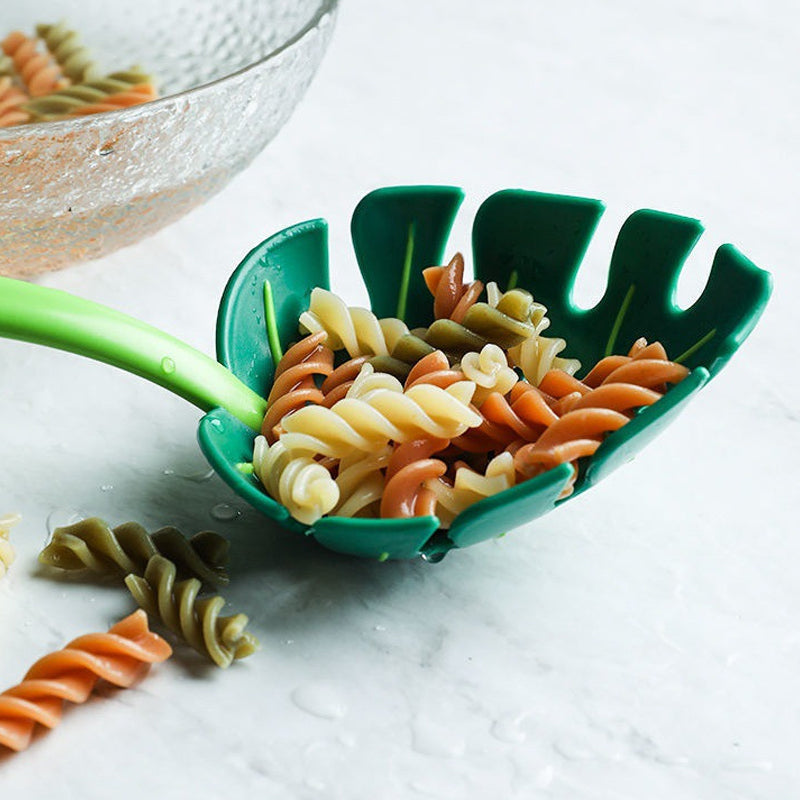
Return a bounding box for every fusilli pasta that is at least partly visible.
[39,517,230,586]
[380,438,449,518]
[252,436,340,524]
[299,287,408,357]
[423,252,484,323]
[514,340,688,495]
[254,245,693,532]
[0,513,20,579]
[0,610,171,752]
[333,445,392,517]
[426,452,517,527]
[35,21,98,83]
[1,30,69,97]
[459,343,519,406]
[125,555,258,669]
[262,331,333,440]
[278,364,481,458]
[508,333,581,386]
[0,75,29,127]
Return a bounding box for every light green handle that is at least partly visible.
[0,277,266,431]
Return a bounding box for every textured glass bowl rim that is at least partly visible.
[0,0,338,141]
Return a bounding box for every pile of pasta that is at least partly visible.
[0,21,157,127]
[252,254,690,527]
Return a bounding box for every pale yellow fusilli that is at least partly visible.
[425,453,516,527]
[299,288,409,357]
[509,335,581,386]
[459,343,519,406]
[278,364,482,458]
[332,445,393,518]
[252,437,340,525]
[0,513,21,578]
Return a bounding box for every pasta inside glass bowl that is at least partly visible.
[0,0,338,277]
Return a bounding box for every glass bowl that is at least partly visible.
[0,0,338,278]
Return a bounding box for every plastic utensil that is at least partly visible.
[0,187,772,561]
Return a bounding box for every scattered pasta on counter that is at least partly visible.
[0,610,171,752]
[36,517,251,669]
[39,517,230,586]
[250,252,690,528]
[0,512,21,579]
[125,555,259,669]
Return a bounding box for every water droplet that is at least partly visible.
[374,624,386,632]
[100,484,114,492]
[291,682,347,720]
[209,418,225,433]
[491,712,529,744]
[210,503,240,521]
[163,468,176,476]
[161,357,176,374]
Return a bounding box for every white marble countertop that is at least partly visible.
[1,1,797,797]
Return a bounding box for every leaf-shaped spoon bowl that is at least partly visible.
[0,187,772,560]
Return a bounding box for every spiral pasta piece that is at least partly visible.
[262,331,334,440]
[299,288,408,357]
[459,343,519,405]
[66,83,158,116]
[423,253,484,323]
[486,282,549,332]
[380,438,449,518]
[0,513,20,579]
[36,22,98,83]
[345,360,406,398]
[481,383,559,441]
[333,445,392,518]
[514,341,687,494]
[420,283,552,357]
[425,452,517,527]
[0,76,29,127]
[508,334,581,386]
[279,365,481,458]
[39,517,230,586]
[319,354,370,407]
[125,556,258,669]
[485,282,581,384]
[0,610,171,752]
[22,70,156,119]
[581,338,684,388]
[1,31,69,97]
[404,350,464,390]
[253,436,340,524]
